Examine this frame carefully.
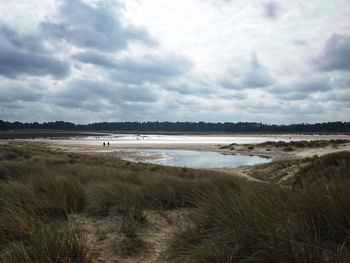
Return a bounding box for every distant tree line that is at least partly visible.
[0,120,350,133]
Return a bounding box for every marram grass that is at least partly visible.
[0,142,349,262]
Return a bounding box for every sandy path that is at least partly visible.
[137,209,190,263]
[73,209,189,263]
[207,166,265,182]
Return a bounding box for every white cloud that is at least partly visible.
[0,0,349,124]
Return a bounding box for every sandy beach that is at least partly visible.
[3,133,349,171]
[45,134,350,160]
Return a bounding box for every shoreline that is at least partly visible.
[1,130,350,139]
[41,135,350,172]
[3,134,350,168]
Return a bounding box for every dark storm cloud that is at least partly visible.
[73,51,192,84]
[264,2,280,19]
[313,34,350,71]
[40,0,153,52]
[0,22,70,79]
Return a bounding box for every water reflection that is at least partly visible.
[140,149,271,168]
[34,134,305,146]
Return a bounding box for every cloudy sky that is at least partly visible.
[0,0,349,124]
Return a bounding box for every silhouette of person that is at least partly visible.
[103,142,105,147]
[107,142,110,147]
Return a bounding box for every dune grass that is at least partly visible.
[0,142,349,262]
[0,142,232,261]
[220,139,349,152]
[167,152,350,262]
[1,221,90,263]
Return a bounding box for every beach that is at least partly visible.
[40,133,350,161]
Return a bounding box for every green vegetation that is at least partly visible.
[0,142,349,262]
[1,120,350,133]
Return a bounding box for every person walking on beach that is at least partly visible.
[107,142,110,147]
[103,142,105,147]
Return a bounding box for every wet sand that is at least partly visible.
[2,133,349,163]
[3,134,350,182]
[0,131,103,139]
[47,134,350,162]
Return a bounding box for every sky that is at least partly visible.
[0,0,349,124]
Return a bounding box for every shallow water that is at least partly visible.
[138,149,271,168]
[36,133,305,146]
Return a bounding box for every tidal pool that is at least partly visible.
[35,134,306,146]
[138,149,271,168]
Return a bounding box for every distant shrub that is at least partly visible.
[219,145,229,149]
[283,146,294,152]
[259,140,350,150]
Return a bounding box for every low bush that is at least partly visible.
[283,146,294,152]
[259,140,349,149]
